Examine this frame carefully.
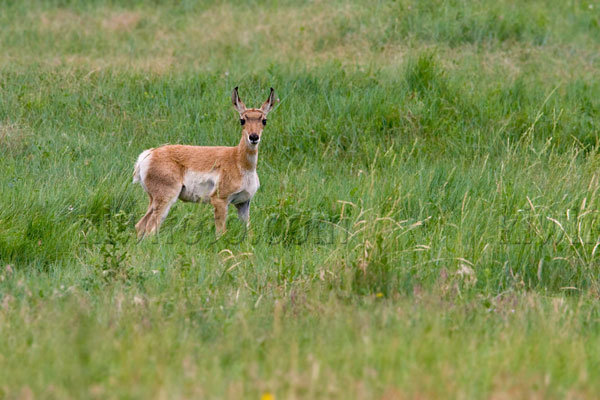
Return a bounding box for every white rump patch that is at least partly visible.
[133,149,153,191]
[179,170,220,203]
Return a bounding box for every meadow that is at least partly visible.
[1,0,600,398]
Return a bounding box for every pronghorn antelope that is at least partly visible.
[132,87,276,237]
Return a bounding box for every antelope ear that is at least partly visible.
[260,87,277,115]
[232,86,246,114]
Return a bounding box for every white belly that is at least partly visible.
[229,172,260,205]
[179,171,219,203]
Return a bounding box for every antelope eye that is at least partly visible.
[262,119,267,126]
[240,119,246,126]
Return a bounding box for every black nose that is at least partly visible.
[249,133,259,142]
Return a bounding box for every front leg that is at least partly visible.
[235,200,250,228]
[211,197,228,236]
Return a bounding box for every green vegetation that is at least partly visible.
[1,0,600,398]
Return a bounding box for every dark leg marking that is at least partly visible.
[235,201,250,226]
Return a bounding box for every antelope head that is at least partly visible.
[232,87,276,148]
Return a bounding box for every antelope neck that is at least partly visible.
[238,135,258,170]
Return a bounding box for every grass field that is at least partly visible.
[2,0,600,398]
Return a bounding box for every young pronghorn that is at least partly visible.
[132,87,276,237]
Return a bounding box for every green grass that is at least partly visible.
[1,0,600,398]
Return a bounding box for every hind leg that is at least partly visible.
[136,163,182,238]
[135,194,154,238]
[145,190,180,235]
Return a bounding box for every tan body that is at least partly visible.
[133,87,276,237]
